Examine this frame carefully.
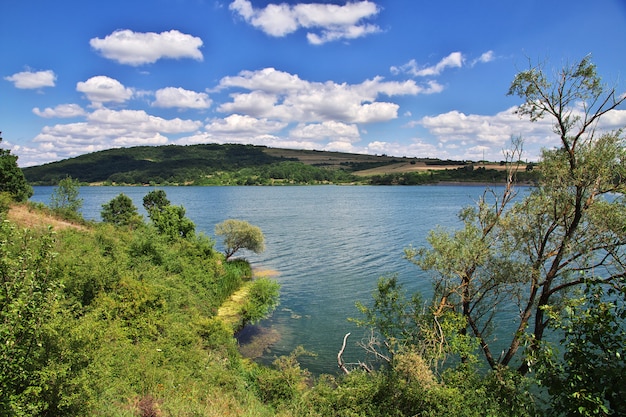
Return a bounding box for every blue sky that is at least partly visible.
[2,0,625,167]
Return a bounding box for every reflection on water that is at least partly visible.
[32,184,519,375]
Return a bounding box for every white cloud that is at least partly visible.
[416,107,558,161]
[365,139,441,158]
[472,50,495,65]
[229,0,381,44]
[152,87,212,109]
[205,114,287,134]
[391,52,464,77]
[4,69,56,89]
[176,114,286,146]
[90,29,203,66]
[30,108,201,162]
[597,109,626,129]
[217,67,425,124]
[33,104,86,118]
[76,76,133,106]
[87,108,202,133]
[289,121,360,143]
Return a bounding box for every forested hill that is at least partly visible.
[22,143,535,185]
[21,144,393,185]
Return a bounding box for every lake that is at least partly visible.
[31,184,513,374]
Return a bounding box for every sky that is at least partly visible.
[1,0,626,167]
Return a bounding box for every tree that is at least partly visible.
[405,55,626,386]
[0,131,33,202]
[50,176,83,219]
[215,219,265,260]
[150,204,195,239]
[142,189,170,215]
[101,193,142,227]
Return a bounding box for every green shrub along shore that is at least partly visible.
[2,57,626,416]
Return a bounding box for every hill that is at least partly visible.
[22,143,533,185]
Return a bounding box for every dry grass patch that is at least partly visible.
[7,204,88,232]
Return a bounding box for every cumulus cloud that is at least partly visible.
[176,114,286,146]
[4,69,56,89]
[76,76,133,106]
[33,104,86,118]
[30,108,202,162]
[90,29,203,66]
[152,87,212,109]
[217,67,425,124]
[229,0,381,44]
[205,114,287,134]
[289,121,360,143]
[416,107,557,161]
[87,108,202,133]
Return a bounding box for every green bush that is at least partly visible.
[240,277,280,325]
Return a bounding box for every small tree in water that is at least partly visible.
[215,219,265,260]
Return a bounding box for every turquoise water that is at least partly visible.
[31,185,513,374]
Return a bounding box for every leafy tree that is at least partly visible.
[150,204,195,239]
[101,193,142,227]
[405,54,626,387]
[142,189,170,215]
[141,190,195,239]
[50,176,83,219]
[0,131,33,202]
[215,219,265,260]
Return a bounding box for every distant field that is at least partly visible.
[352,162,508,176]
[262,147,508,176]
[262,147,401,167]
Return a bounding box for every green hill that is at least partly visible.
[22,143,535,185]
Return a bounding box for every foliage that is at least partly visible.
[249,346,312,409]
[100,193,143,228]
[0,222,63,415]
[0,132,33,202]
[49,176,83,220]
[404,56,626,379]
[0,193,12,215]
[215,219,265,260]
[240,277,280,325]
[533,283,626,416]
[142,189,170,214]
[150,204,196,239]
[352,275,477,370]
[0,200,282,416]
[291,365,537,417]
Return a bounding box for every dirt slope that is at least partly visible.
[7,204,88,231]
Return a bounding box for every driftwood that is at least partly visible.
[337,332,372,374]
[337,333,351,374]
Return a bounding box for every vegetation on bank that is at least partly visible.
[1,57,625,416]
[1,188,282,416]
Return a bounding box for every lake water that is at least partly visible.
[31,184,512,374]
